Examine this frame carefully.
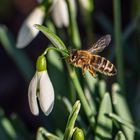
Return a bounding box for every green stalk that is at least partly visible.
[65,0,81,49]
[67,64,95,128]
[78,0,94,43]
[113,0,125,91]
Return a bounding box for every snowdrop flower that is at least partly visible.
[51,0,76,28]
[79,0,93,12]
[16,6,45,48]
[28,55,54,116]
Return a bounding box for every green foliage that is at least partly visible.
[0,109,31,140]
[1,0,140,140]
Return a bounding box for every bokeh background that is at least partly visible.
[0,0,140,139]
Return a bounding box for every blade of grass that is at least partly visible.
[112,83,134,140]
[94,93,112,140]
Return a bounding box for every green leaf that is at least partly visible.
[1,118,17,140]
[0,25,34,81]
[0,109,17,140]
[84,71,98,114]
[112,83,134,140]
[0,109,12,140]
[63,101,81,140]
[85,71,98,93]
[107,113,140,134]
[36,127,61,140]
[34,24,68,54]
[98,80,106,98]
[62,97,87,131]
[95,93,112,140]
[114,131,126,140]
[10,114,31,140]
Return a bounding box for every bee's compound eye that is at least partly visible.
[71,54,77,61]
[71,55,75,60]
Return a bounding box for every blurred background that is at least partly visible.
[0,0,140,139]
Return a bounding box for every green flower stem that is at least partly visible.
[78,0,94,43]
[36,127,61,140]
[65,0,81,49]
[42,46,69,57]
[67,64,95,129]
[113,0,125,92]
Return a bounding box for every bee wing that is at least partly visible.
[88,34,111,53]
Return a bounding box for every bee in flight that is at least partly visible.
[67,34,117,78]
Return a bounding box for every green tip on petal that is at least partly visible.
[36,55,47,71]
[72,127,84,140]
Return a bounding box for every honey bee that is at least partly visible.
[67,35,117,77]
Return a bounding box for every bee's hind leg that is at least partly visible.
[82,65,96,78]
[82,64,89,77]
[82,67,86,77]
[88,67,97,78]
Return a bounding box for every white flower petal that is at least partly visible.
[38,71,54,116]
[79,0,89,10]
[28,72,39,115]
[52,0,69,27]
[16,7,45,48]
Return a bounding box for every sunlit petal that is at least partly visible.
[52,0,69,27]
[38,71,54,116]
[28,72,39,115]
[16,7,45,48]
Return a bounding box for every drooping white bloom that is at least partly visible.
[16,6,45,48]
[28,71,54,116]
[79,0,93,12]
[51,0,69,28]
[51,0,76,28]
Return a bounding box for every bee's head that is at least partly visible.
[68,49,78,63]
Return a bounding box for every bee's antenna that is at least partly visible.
[68,47,77,53]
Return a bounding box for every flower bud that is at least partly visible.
[72,127,84,140]
[36,55,47,71]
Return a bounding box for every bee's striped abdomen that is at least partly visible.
[90,55,117,76]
